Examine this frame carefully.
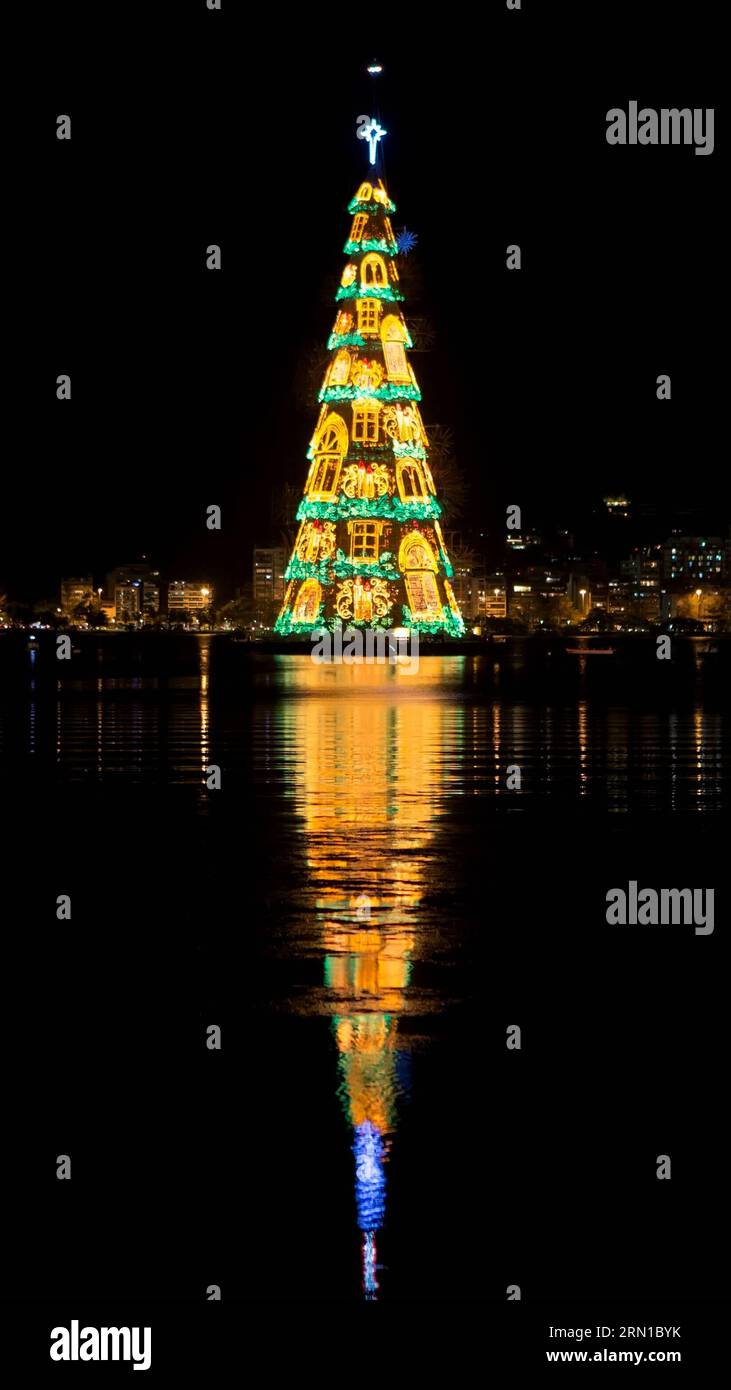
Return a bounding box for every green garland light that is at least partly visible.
[401,605,466,637]
[392,440,426,459]
[297,495,442,522]
[332,549,400,581]
[284,546,450,586]
[326,332,367,349]
[343,238,397,257]
[327,329,413,352]
[284,558,403,584]
[347,197,396,215]
[336,284,404,303]
[319,383,421,404]
[283,557,332,584]
[274,602,325,636]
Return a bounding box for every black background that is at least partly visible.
[3,0,727,1378]
[4,0,727,603]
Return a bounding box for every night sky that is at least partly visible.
[5,2,726,604]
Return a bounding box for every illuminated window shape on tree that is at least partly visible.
[381,315,410,382]
[350,213,368,243]
[399,531,439,574]
[328,349,351,386]
[404,570,441,620]
[383,217,397,249]
[361,253,388,289]
[341,264,357,288]
[356,299,381,337]
[372,180,389,206]
[292,577,322,624]
[396,459,427,502]
[308,412,348,500]
[400,531,441,619]
[357,182,373,201]
[348,520,384,562]
[342,461,390,499]
[352,400,380,445]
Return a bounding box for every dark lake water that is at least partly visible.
[2,633,729,1304]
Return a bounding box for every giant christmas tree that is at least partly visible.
[275,166,465,638]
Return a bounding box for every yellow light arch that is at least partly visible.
[396,459,427,503]
[308,412,348,500]
[361,253,388,288]
[292,578,322,624]
[398,531,439,573]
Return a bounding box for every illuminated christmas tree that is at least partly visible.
[275,169,464,637]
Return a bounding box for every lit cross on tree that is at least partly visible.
[357,115,387,165]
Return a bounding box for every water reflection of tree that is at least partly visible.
[278,666,463,1299]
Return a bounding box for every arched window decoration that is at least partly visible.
[308,412,348,500]
[292,578,322,624]
[361,253,388,288]
[404,570,441,620]
[310,456,341,497]
[396,459,427,502]
[356,299,381,336]
[381,314,409,381]
[350,214,368,243]
[328,349,351,386]
[357,182,373,201]
[399,532,439,573]
[315,413,348,453]
[400,533,441,619]
[352,400,380,445]
[381,314,407,342]
[341,264,357,287]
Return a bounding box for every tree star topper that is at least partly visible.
[356,114,387,165]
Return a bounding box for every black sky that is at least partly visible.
[5,1,726,603]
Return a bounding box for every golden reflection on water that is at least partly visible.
[198,634,211,775]
[273,656,466,1296]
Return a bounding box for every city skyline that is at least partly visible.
[3,510,730,636]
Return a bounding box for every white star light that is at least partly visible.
[363,117,386,165]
